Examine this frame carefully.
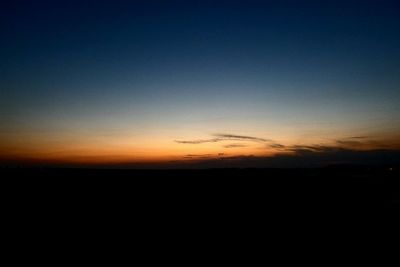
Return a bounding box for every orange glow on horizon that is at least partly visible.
[1,130,399,166]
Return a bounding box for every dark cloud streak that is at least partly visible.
[213,134,271,142]
[174,149,400,168]
[224,144,248,148]
[175,133,271,145]
[175,138,222,144]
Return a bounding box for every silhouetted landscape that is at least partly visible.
[2,165,399,208]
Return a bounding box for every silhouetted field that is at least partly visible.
[2,165,399,208]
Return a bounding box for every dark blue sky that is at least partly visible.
[1,0,400,164]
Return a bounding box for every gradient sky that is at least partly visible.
[1,0,400,166]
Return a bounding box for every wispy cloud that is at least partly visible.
[175,133,271,145]
[332,136,369,147]
[183,154,214,159]
[213,133,271,142]
[224,143,248,148]
[285,145,345,154]
[175,138,222,144]
[183,153,225,159]
[336,140,363,147]
[269,143,285,149]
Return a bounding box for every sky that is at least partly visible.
[1,0,400,167]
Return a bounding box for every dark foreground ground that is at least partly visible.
[2,165,399,208]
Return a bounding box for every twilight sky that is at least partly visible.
[1,0,400,167]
